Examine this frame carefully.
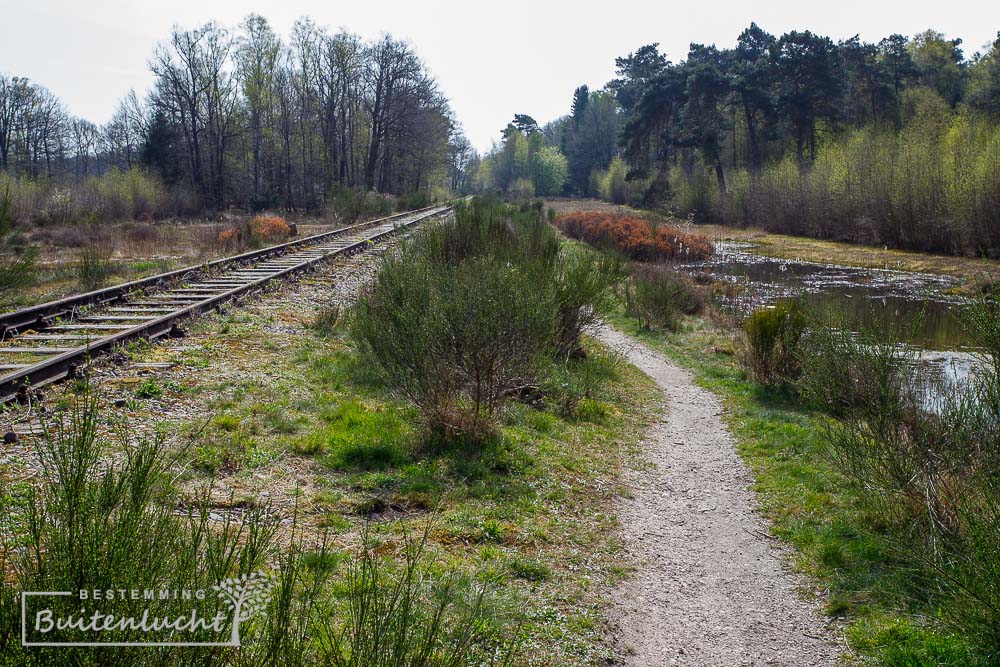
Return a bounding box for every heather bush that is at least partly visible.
[554,211,714,261]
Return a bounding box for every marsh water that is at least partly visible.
[681,241,980,400]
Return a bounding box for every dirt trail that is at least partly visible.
[599,326,840,666]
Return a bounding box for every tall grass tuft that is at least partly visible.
[75,242,118,290]
[318,527,515,666]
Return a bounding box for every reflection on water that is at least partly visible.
[680,241,980,399]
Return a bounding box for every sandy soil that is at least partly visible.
[598,326,842,666]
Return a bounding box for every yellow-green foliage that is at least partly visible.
[589,157,649,205]
[0,168,181,225]
[675,102,1000,256]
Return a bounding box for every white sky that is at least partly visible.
[1,1,996,152]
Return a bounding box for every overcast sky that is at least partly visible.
[2,1,996,152]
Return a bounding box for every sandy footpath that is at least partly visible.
[599,326,841,666]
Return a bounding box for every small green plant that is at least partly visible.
[508,556,552,582]
[134,378,163,399]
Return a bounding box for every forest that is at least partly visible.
[476,26,1000,255]
[0,15,474,223]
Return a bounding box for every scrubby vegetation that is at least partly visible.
[738,299,806,386]
[622,265,703,331]
[671,110,1000,256]
[554,211,714,261]
[0,186,37,306]
[792,296,1000,658]
[218,213,293,250]
[352,196,624,440]
[0,169,194,226]
[0,390,515,664]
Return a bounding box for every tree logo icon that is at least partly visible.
[212,571,275,646]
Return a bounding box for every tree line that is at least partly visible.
[0,15,473,220]
[475,27,1000,255]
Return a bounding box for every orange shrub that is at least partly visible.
[217,228,239,245]
[554,212,714,261]
[249,214,291,241]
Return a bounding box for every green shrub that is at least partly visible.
[624,265,703,331]
[798,308,918,418]
[739,300,806,386]
[352,196,622,442]
[353,196,622,442]
[76,242,118,290]
[810,297,1000,658]
[352,252,553,440]
[552,246,625,358]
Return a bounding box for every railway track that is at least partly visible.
[0,204,452,404]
